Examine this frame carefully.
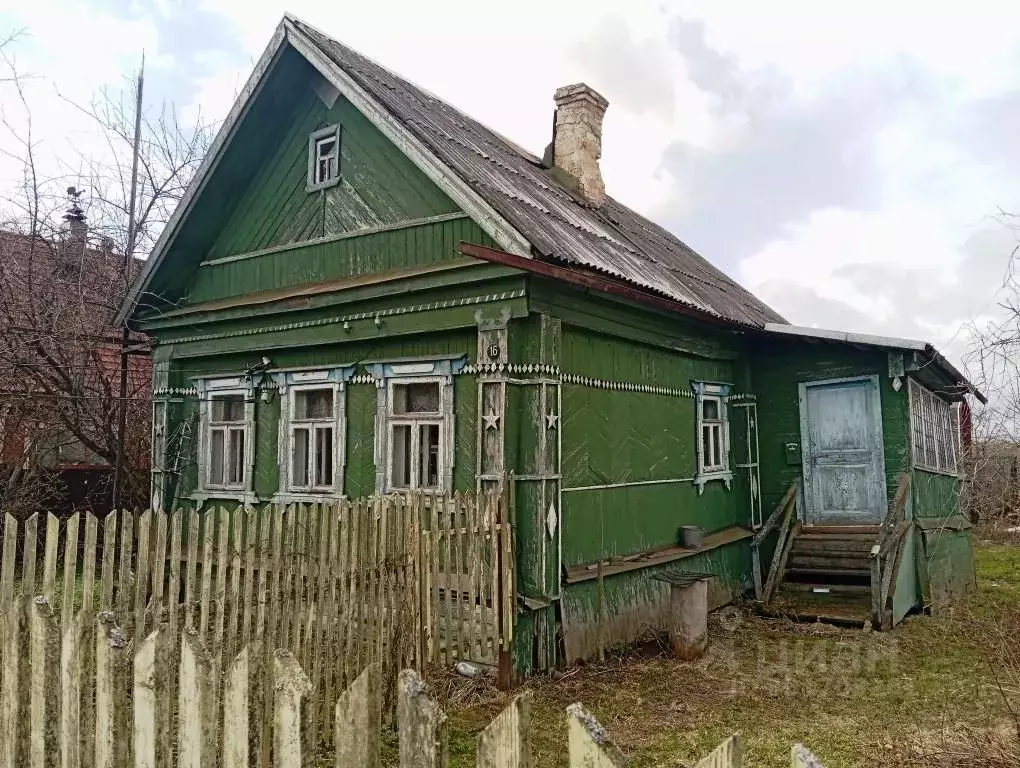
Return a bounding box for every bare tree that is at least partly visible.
[0,40,212,513]
[962,214,1020,526]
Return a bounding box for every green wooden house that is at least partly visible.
[119,15,984,677]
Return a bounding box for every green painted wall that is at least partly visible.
[205,60,457,260]
[188,216,491,305]
[752,340,910,515]
[558,326,740,566]
[910,469,961,519]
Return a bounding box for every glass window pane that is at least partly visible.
[393,382,440,415]
[228,428,245,485]
[391,424,412,488]
[292,427,309,487]
[702,425,713,468]
[315,427,333,487]
[212,394,244,423]
[295,389,333,420]
[702,398,719,421]
[210,429,225,485]
[419,423,440,488]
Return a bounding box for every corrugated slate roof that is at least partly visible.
[291,19,786,328]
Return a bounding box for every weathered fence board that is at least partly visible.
[695,735,742,768]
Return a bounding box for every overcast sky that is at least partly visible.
[2,0,1019,372]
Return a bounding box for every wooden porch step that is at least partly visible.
[786,566,871,579]
[787,553,871,570]
[780,582,872,595]
[791,539,874,555]
[799,525,880,535]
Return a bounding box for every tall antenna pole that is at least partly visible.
[112,53,144,512]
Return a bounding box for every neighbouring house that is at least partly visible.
[118,15,984,678]
[0,204,151,513]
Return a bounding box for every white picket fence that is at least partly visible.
[0,602,826,767]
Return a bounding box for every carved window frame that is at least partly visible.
[692,381,733,493]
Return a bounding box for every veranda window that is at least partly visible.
[289,386,336,491]
[208,393,246,488]
[387,380,443,490]
[909,378,960,475]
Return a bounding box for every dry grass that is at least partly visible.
[406,542,1020,768]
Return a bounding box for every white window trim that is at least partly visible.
[372,375,455,494]
[197,385,254,494]
[908,378,961,477]
[385,377,445,492]
[306,124,341,192]
[273,367,351,503]
[281,383,345,497]
[693,382,733,493]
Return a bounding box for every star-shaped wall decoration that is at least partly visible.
[545,412,559,429]
[483,410,501,430]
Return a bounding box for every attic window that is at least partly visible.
[307,125,341,191]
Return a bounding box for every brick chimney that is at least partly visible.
[552,83,609,206]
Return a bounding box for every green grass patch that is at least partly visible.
[421,541,1020,767]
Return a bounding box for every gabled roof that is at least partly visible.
[119,14,785,328]
[286,16,785,328]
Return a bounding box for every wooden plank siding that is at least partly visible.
[186,216,491,305]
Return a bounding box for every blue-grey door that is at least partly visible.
[799,376,887,525]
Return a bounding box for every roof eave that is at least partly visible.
[762,322,986,404]
[457,242,753,330]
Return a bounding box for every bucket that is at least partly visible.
[680,525,705,550]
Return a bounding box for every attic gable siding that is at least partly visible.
[205,55,458,261]
[185,215,494,305]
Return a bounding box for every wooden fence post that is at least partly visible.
[134,629,167,768]
[791,744,825,767]
[273,650,312,768]
[222,645,250,768]
[0,597,28,768]
[694,735,742,768]
[178,631,215,768]
[94,612,126,768]
[334,662,381,768]
[30,597,59,768]
[397,669,447,768]
[59,611,86,768]
[565,703,626,768]
[476,692,532,768]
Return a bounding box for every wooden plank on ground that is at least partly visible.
[334,662,381,768]
[566,703,625,768]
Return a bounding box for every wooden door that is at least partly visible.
[799,375,886,525]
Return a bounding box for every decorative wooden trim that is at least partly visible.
[197,212,469,268]
[153,386,198,397]
[561,372,696,398]
[161,290,526,345]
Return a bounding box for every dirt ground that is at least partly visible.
[400,535,1020,767]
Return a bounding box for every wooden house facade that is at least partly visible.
[120,16,983,678]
